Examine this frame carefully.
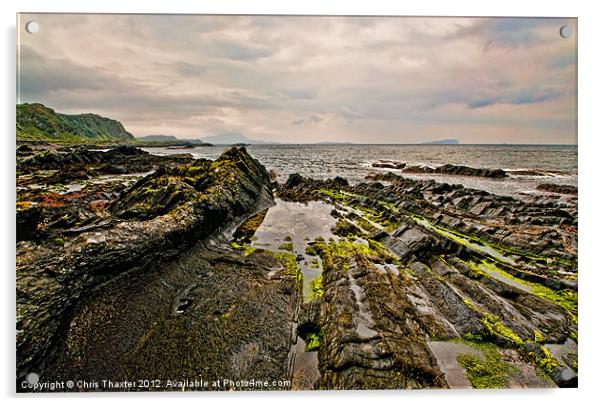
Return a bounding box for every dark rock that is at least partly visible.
[16,205,41,242]
[17,144,34,156]
[16,147,275,385]
[285,173,303,188]
[371,160,406,170]
[316,252,447,389]
[17,145,191,174]
[536,183,578,195]
[298,300,321,339]
[403,163,507,178]
[274,162,577,389]
[37,242,299,391]
[367,182,384,191]
[333,176,349,187]
[365,171,404,182]
[105,144,148,156]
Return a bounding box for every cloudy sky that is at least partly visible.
[18,14,576,144]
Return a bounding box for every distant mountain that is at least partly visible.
[17,103,135,142]
[422,139,460,145]
[200,132,277,145]
[136,134,212,146]
[187,139,214,145]
[315,141,354,145]
[136,135,179,142]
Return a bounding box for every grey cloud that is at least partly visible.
[18,45,153,97]
[210,40,275,61]
[547,53,576,70]
[486,18,541,49]
[467,88,562,109]
[19,46,280,119]
[510,89,561,105]
[169,61,208,77]
[18,14,576,143]
[467,98,497,109]
[290,113,324,125]
[443,18,573,54]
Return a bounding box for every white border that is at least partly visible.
[2,1,600,406]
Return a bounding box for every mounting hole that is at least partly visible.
[25,372,39,385]
[25,21,39,34]
[559,25,572,39]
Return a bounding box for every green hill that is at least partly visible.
[17,103,135,143]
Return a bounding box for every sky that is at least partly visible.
[17,14,577,144]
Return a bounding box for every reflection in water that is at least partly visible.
[251,199,337,298]
[249,199,339,390]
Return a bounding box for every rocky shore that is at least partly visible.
[16,145,578,391]
[371,161,507,178]
[17,146,295,390]
[536,183,578,195]
[279,171,577,389]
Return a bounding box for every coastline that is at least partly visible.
[16,144,578,391]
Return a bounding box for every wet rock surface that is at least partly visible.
[17,144,193,174]
[401,163,507,178]
[371,160,406,170]
[16,146,578,391]
[16,146,287,390]
[277,171,577,389]
[536,183,578,195]
[46,243,299,390]
[316,252,447,389]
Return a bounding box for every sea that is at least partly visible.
[143,144,577,198]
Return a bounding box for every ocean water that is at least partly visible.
[143,144,577,198]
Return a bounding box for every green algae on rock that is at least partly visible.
[277,172,577,389]
[456,342,519,389]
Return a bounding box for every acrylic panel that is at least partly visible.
[16,14,577,392]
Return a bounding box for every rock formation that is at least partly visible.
[16,147,285,388]
[16,146,578,391]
